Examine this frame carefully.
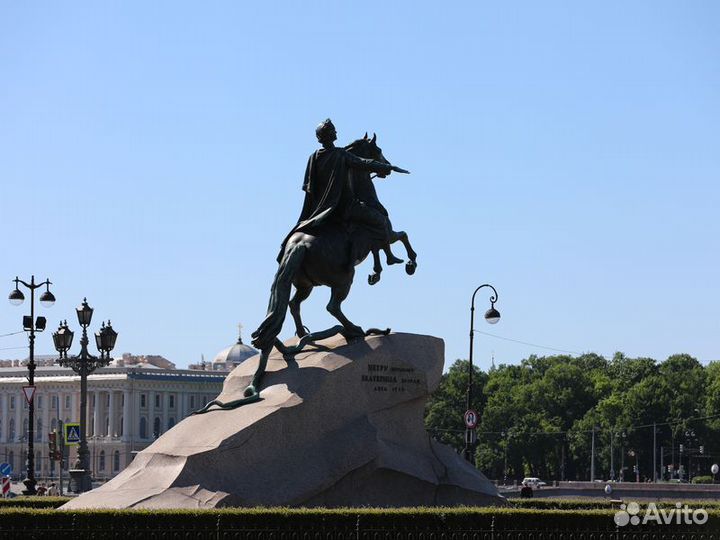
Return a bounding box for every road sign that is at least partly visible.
[464,409,478,429]
[1,476,10,497]
[0,463,11,476]
[64,423,81,446]
[22,385,36,404]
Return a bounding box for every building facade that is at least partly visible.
[0,364,226,481]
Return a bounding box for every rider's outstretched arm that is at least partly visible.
[343,150,393,176]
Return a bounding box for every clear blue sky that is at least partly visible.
[1,2,718,369]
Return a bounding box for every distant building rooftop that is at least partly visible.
[189,325,257,372]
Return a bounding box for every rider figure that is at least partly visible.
[281,119,402,268]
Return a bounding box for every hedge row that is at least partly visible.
[3,496,720,512]
[1,507,718,536]
[511,498,720,510]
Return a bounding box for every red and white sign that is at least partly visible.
[1,476,10,497]
[22,385,36,405]
[464,409,479,429]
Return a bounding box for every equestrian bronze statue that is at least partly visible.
[195,119,416,413]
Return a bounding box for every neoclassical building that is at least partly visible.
[0,363,227,481]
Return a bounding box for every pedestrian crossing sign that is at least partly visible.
[64,423,81,446]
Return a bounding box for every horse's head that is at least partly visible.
[345,133,391,172]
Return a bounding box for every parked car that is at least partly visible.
[521,477,547,488]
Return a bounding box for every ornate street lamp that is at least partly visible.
[464,284,501,464]
[53,298,118,493]
[8,275,55,495]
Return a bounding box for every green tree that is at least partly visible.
[424,359,487,450]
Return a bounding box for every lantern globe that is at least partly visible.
[484,307,501,324]
[39,290,55,308]
[76,298,94,327]
[8,289,24,306]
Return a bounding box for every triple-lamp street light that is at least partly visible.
[464,284,501,464]
[8,276,56,495]
[52,298,117,493]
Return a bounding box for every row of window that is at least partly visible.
[0,414,181,442]
[138,393,208,410]
[0,414,170,441]
[2,448,123,474]
[0,392,212,414]
[138,416,176,439]
[0,417,75,442]
[0,394,73,411]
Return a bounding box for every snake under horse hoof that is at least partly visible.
[191,327,391,414]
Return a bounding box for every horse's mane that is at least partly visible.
[344,138,366,151]
[345,138,371,157]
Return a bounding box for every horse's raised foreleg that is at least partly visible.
[368,250,383,286]
[383,246,404,266]
[390,230,418,275]
[289,285,313,337]
[327,282,364,340]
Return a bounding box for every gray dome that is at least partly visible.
[213,328,257,369]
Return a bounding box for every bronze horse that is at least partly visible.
[194,135,416,413]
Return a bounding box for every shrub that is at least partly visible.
[692,475,715,484]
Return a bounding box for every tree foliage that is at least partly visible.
[425,352,718,482]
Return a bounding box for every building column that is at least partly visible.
[71,392,78,423]
[147,391,155,439]
[122,390,131,442]
[93,391,101,438]
[14,391,22,442]
[108,390,116,437]
[42,392,50,443]
[1,393,8,443]
[162,392,169,433]
[178,391,186,420]
[56,391,63,424]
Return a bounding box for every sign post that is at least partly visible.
[58,420,65,495]
[1,476,10,498]
[64,423,81,446]
[464,409,478,429]
[21,385,36,405]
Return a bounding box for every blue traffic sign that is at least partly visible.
[0,462,12,476]
[64,423,81,446]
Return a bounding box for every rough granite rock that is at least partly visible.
[61,332,504,509]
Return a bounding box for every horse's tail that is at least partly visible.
[251,241,307,351]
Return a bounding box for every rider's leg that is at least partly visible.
[351,204,403,265]
[289,285,313,337]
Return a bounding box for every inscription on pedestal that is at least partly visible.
[361,363,422,392]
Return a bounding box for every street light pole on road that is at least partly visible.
[52,298,118,493]
[464,284,501,464]
[8,275,56,495]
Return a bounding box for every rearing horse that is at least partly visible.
[194,135,417,412]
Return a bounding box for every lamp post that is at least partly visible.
[52,298,117,493]
[8,275,56,495]
[501,430,510,485]
[464,284,501,463]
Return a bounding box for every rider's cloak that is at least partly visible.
[277,147,390,262]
